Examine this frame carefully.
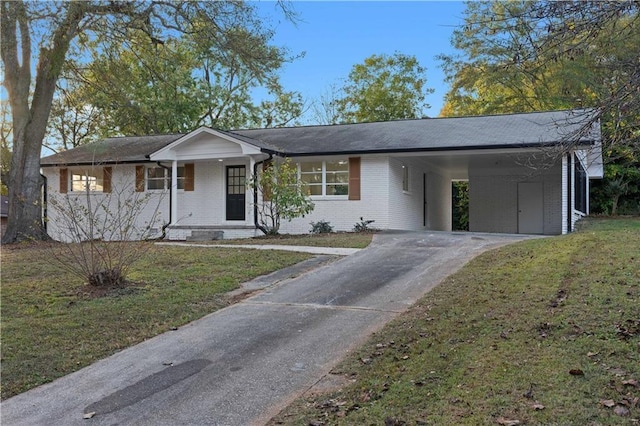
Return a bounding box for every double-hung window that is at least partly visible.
[299,160,349,197]
[70,168,104,192]
[146,166,186,190]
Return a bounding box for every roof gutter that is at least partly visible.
[260,140,599,158]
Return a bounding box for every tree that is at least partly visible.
[80,33,204,136]
[1,100,12,195]
[46,169,164,287]
[0,1,296,243]
[336,53,434,123]
[45,76,102,153]
[250,159,314,235]
[439,0,640,213]
[312,83,344,125]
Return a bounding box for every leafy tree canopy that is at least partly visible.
[335,52,434,123]
[440,0,640,214]
[1,0,297,243]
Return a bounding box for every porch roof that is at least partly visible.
[40,109,600,166]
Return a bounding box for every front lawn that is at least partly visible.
[272,217,640,425]
[0,244,312,400]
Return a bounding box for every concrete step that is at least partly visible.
[186,230,224,241]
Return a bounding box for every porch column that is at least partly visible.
[171,160,178,225]
[249,157,255,225]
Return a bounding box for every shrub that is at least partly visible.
[353,217,375,232]
[310,220,333,234]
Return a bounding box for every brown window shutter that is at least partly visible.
[59,168,68,193]
[103,167,112,193]
[135,165,145,192]
[348,157,361,200]
[262,160,272,201]
[184,163,195,191]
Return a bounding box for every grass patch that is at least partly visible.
[272,217,640,425]
[1,244,311,400]
[213,232,374,249]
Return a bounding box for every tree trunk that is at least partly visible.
[2,130,48,243]
[1,1,84,243]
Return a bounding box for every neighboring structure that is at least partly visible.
[1,195,8,238]
[40,109,603,241]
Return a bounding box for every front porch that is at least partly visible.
[148,127,270,240]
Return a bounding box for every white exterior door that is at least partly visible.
[518,182,543,234]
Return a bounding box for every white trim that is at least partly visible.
[149,127,263,161]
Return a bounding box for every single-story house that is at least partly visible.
[40,109,603,241]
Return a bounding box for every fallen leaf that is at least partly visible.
[609,367,626,376]
[83,412,96,419]
[622,379,639,387]
[496,417,520,426]
[532,403,545,410]
[569,369,584,376]
[600,399,616,408]
[614,405,630,417]
[587,351,599,357]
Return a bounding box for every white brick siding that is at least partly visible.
[44,165,170,242]
[469,160,562,235]
[279,156,391,234]
[426,170,452,231]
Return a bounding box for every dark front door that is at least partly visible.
[226,166,246,221]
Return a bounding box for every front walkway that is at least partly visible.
[155,241,362,256]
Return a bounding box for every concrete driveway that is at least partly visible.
[1,231,537,426]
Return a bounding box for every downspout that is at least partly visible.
[157,162,172,239]
[567,153,572,233]
[41,173,47,234]
[253,154,273,235]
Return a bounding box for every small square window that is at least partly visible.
[402,165,409,192]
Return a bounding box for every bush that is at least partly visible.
[353,217,375,232]
[310,220,333,234]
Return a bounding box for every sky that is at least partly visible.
[255,1,467,120]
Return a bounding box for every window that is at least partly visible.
[70,168,104,192]
[146,167,167,190]
[574,155,587,214]
[145,166,186,190]
[402,165,409,192]
[299,160,349,197]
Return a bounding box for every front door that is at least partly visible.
[226,166,246,221]
[518,182,543,234]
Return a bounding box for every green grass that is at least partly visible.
[1,244,311,400]
[271,217,640,425]
[210,232,374,249]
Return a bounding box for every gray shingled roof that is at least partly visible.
[40,110,598,166]
[233,109,599,156]
[41,134,184,166]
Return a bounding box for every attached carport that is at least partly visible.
[391,148,566,235]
